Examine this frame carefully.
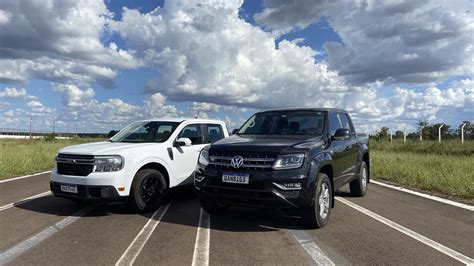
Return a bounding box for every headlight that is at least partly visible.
[198,149,209,166]
[272,153,304,170]
[94,155,123,172]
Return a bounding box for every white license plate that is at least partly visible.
[222,172,249,184]
[60,184,78,194]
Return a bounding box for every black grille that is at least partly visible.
[208,151,277,171]
[56,154,94,176]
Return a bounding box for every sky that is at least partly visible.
[0,0,473,134]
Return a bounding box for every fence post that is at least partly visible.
[404,130,406,143]
[438,125,444,143]
[390,130,392,142]
[461,123,466,144]
[420,126,423,141]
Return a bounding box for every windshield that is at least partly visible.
[238,110,326,136]
[110,121,180,143]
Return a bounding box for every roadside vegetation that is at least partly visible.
[371,140,474,201]
[0,138,104,179]
[1,137,472,201]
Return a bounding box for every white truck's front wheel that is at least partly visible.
[129,169,167,212]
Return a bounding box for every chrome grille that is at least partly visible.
[208,152,276,170]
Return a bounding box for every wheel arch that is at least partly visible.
[135,161,170,189]
[310,152,335,208]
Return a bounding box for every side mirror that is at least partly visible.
[175,137,192,147]
[332,128,351,140]
[231,129,239,135]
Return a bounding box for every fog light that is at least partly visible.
[195,173,205,182]
[272,182,302,190]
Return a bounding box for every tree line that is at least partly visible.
[373,120,473,141]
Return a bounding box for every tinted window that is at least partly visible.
[178,124,203,145]
[329,113,341,135]
[238,111,326,136]
[345,114,355,133]
[110,121,179,143]
[338,113,351,131]
[207,124,224,143]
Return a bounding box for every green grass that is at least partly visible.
[0,138,104,179]
[371,140,474,200]
[1,138,472,200]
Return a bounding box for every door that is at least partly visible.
[338,113,358,183]
[172,124,207,186]
[328,112,350,189]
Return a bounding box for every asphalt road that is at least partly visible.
[0,173,473,265]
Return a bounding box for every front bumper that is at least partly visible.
[50,168,130,196]
[50,181,125,202]
[194,165,313,209]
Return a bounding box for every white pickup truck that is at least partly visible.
[50,118,228,212]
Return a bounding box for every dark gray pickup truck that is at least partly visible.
[194,108,369,228]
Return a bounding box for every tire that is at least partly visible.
[129,169,167,213]
[200,197,230,214]
[350,161,368,197]
[301,173,332,229]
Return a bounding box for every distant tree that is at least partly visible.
[456,121,473,140]
[395,130,404,139]
[417,120,430,139]
[376,127,390,140]
[107,130,119,138]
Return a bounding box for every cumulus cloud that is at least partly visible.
[255,0,474,85]
[111,0,352,110]
[0,87,36,100]
[0,0,138,89]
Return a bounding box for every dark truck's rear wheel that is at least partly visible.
[129,169,167,212]
[301,173,332,229]
[200,197,230,214]
[350,161,368,197]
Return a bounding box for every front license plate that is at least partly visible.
[222,172,249,184]
[60,184,78,194]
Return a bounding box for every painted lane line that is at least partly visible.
[115,202,172,266]
[289,229,335,266]
[192,208,210,266]
[0,207,92,265]
[0,191,52,212]
[0,171,51,184]
[337,197,474,265]
[371,179,474,211]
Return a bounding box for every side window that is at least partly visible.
[345,114,355,133]
[207,124,224,143]
[178,124,203,145]
[329,113,341,135]
[337,113,351,131]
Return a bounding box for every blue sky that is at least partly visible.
[0,0,472,133]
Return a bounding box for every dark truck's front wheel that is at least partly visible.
[301,173,332,228]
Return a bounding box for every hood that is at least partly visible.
[58,141,163,155]
[210,135,324,153]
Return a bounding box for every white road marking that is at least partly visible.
[0,207,91,265]
[371,179,474,211]
[0,171,51,184]
[337,197,474,265]
[115,202,172,266]
[289,229,335,266]
[192,208,210,266]
[0,191,52,212]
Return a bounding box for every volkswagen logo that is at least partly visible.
[230,155,244,169]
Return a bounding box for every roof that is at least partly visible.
[256,107,347,113]
[136,118,225,123]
